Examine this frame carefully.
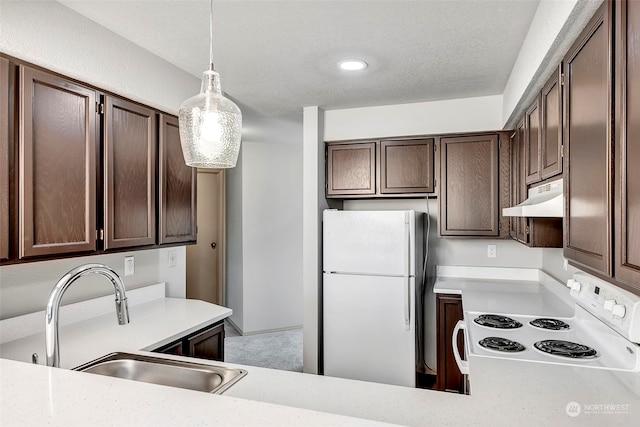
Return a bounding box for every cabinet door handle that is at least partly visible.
[452,320,469,375]
[211,242,217,249]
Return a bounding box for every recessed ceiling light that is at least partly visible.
[338,60,368,71]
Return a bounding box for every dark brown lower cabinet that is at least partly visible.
[154,320,225,362]
[436,293,465,394]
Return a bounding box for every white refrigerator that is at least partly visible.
[322,209,423,387]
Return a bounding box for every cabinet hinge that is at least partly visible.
[560,73,565,86]
[499,139,502,149]
[525,226,530,235]
[98,229,104,241]
[561,144,564,158]
[96,102,104,114]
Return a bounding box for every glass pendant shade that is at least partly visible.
[179,70,242,168]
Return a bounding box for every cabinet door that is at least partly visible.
[515,120,529,244]
[155,340,184,356]
[0,57,9,260]
[563,2,613,277]
[508,130,519,240]
[540,66,563,180]
[103,95,156,249]
[187,322,225,362]
[615,0,640,289]
[436,293,464,394]
[159,114,196,244]
[439,134,499,236]
[524,96,541,184]
[509,120,529,244]
[19,66,97,258]
[379,139,434,194]
[326,142,375,196]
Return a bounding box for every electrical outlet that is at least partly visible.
[487,244,497,258]
[124,256,135,276]
[168,250,177,268]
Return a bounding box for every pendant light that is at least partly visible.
[179,0,242,168]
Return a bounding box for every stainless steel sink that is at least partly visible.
[73,352,247,394]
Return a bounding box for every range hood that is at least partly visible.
[502,179,563,217]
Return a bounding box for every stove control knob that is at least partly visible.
[571,281,582,292]
[612,304,627,319]
[604,299,616,312]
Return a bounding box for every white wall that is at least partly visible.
[226,150,245,330]
[501,0,603,127]
[0,0,199,113]
[0,247,186,320]
[0,1,198,319]
[225,140,304,335]
[324,95,503,141]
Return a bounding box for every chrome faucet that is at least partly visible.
[45,263,130,367]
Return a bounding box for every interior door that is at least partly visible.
[186,169,225,305]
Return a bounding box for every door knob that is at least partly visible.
[211,242,217,249]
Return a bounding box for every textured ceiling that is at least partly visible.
[59,0,540,117]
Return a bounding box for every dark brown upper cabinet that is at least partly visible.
[158,114,196,245]
[439,133,500,237]
[563,1,613,277]
[379,139,434,194]
[540,66,563,180]
[326,138,434,198]
[524,96,541,184]
[1,57,10,260]
[326,141,376,197]
[18,65,97,258]
[614,0,640,291]
[103,95,156,250]
[508,116,562,249]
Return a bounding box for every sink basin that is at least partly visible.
[73,352,247,394]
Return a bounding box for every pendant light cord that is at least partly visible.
[209,0,215,71]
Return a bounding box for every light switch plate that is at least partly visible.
[124,256,135,276]
[168,250,177,268]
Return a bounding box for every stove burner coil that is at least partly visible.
[474,314,523,329]
[479,337,526,353]
[529,318,571,331]
[534,340,598,359]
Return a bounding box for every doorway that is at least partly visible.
[186,169,225,305]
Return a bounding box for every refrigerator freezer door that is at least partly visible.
[323,210,415,276]
[323,273,416,387]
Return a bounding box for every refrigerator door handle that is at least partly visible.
[404,212,410,330]
[404,277,410,330]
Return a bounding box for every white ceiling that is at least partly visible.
[59,0,540,118]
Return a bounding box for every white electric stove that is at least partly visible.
[454,272,640,375]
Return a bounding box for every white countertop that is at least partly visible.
[1,272,639,426]
[0,296,232,369]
